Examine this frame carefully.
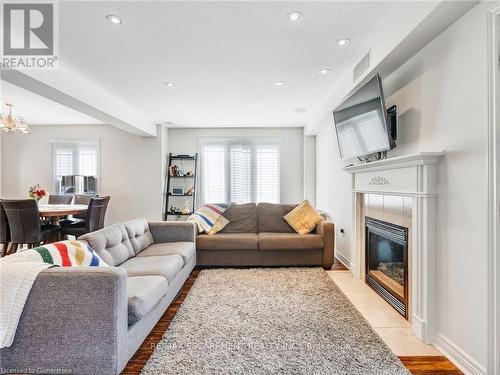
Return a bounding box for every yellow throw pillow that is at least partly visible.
[284,200,323,235]
[207,216,229,235]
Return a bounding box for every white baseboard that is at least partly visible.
[411,314,426,343]
[334,252,351,270]
[434,332,486,375]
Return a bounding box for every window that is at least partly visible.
[201,138,279,204]
[53,141,99,195]
[203,144,226,203]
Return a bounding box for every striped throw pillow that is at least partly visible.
[187,203,230,233]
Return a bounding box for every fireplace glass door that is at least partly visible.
[365,217,408,318]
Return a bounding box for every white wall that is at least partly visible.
[303,135,316,206]
[1,124,164,224]
[167,127,304,204]
[316,2,491,372]
[316,123,353,265]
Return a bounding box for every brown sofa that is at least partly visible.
[196,203,334,269]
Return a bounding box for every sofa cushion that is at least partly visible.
[124,218,154,255]
[220,203,257,233]
[258,233,324,251]
[127,276,168,326]
[79,224,134,266]
[119,255,184,283]
[197,233,259,250]
[136,242,195,263]
[257,203,297,233]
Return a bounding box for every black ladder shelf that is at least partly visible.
[163,153,198,221]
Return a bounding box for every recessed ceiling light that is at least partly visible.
[287,11,303,23]
[164,82,174,87]
[294,108,307,113]
[106,15,122,25]
[337,38,350,46]
[318,68,332,75]
[273,81,285,87]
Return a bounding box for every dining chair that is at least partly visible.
[74,194,93,206]
[48,195,73,204]
[0,200,11,257]
[98,196,110,229]
[61,196,110,238]
[2,199,61,253]
[72,194,96,220]
[59,194,98,226]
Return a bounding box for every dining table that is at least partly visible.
[38,204,88,223]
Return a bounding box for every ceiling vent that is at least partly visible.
[353,50,370,82]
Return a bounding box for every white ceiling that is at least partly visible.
[2,1,451,130]
[57,1,436,128]
[0,81,103,125]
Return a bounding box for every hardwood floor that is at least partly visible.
[400,356,463,375]
[121,264,462,375]
[332,253,349,270]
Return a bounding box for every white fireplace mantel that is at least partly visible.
[344,152,444,344]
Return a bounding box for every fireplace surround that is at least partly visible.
[345,152,444,343]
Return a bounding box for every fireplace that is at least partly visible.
[365,217,409,319]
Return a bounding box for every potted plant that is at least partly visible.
[28,184,47,202]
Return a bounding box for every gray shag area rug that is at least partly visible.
[141,268,410,375]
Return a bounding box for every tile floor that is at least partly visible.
[327,270,441,356]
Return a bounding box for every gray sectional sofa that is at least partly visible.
[197,203,334,269]
[0,218,196,375]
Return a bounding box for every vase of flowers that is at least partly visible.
[28,184,47,202]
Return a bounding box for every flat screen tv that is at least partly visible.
[333,74,394,160]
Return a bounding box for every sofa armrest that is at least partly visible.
[316,221,335,269]
[148,221,196,243]
[0,267,128,375]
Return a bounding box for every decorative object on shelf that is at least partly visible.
[169,165,179,177]
[170,165,190,177]
[28,184,47,202]
[169,165,175,177]
[182,200,191,215]
[168,205,180,215]
[172,186,185,195]
[0,103,31,134]
[164,153,198,220]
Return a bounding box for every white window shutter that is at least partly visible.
[203,144,226,204]
[256,145,279,203]
[55,148,74,176]
[230,145,252,204]
[201,138,279,205]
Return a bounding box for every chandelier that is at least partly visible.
[0,103,31,134]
